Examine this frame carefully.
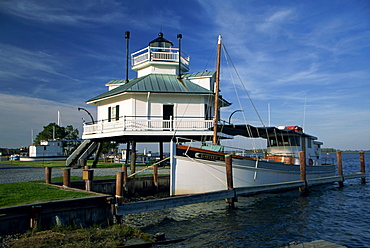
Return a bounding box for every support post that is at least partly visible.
[92,142,102,168]
[225,154,236,208]
[336,152,344,187]
[63,168,70,187]
[126,142,130,164]
[116,172,124,205]
[83,169,94,191]
[130,142,136,177]
[122,164,128,192]
[299,151,307,193]
[30,206,41,229]
[153,163,158,191]
[45,167,52,184]
[360,152,366,184]
[159,141,164,167]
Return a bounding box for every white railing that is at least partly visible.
[83,116,213,135]
[131,46,190,69]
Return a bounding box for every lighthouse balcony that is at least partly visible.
[81,115,214,140]
[131,46,190,71]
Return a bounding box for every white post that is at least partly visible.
[169,139,177,196]
[123,115,126,131]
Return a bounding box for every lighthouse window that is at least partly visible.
[108,105,120,122]
[111,106,116,120]
[205,104,212,120]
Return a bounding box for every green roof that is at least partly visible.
[183,71,215,78]
[87,73,215,103]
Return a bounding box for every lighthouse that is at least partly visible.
[68,32,231,167]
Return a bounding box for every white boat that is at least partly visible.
[169,36,336,196]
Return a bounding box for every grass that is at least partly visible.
[0,181,95,208]
[4,224,154,248]
[0,160,159,208]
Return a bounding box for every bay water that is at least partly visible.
[122,153,370,247]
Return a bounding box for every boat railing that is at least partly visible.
[322,156,335,165]
[83,116,213,135]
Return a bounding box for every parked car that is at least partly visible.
[9,154,20,160]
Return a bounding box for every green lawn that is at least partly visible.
[0,181,95,208]
[0,160,157,208]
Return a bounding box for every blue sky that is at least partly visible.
[1,0,369,150]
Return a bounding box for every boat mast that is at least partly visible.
[213,35,222,145]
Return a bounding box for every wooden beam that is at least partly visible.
[116,173,366,216]
[117,190,235,215]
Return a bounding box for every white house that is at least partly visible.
[28,140,64,157]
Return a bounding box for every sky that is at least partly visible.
[0,0,369,150]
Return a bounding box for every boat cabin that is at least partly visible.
[218,124,323,166]
[266,126,322,166]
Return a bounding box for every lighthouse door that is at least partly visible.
[163,105,174,130]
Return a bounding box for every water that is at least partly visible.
[122,153,370,247]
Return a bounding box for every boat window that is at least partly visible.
[289,137,300,146]
[268,136,300,147]
[308,139,312,148]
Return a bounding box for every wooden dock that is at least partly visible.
[117,173,365,215]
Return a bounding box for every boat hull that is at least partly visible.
[171,155,336,195]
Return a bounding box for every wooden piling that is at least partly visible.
[63,168,70,187]
[130,152,136,177]
[225,154,235,208]
[360,152,366,184]
[130,141,136,177]
[336,152,344,187]
[45,167,52,184]
[82,169,94,191]
[116,172,124,205]
[299,151,307,193]
[153,164,158,191]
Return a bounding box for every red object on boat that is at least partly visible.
[285,126,303,132]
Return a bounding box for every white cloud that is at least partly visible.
[256,9,295,34]
[0,0,127,26]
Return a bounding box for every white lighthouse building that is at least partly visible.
[68,33,231,166]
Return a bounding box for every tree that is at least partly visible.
[101,141,119,155]
[34,123,80,154]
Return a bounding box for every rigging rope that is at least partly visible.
[183,150,228,187]
[127,157,170,178]
[222,44,265,127]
